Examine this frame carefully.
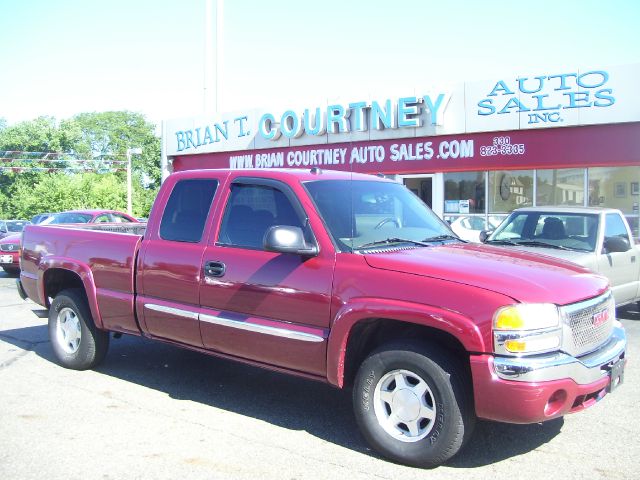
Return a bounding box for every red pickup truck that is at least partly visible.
[17,169,627,468]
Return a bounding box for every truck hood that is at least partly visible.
[500,246,596,270]
[363,243,609,305]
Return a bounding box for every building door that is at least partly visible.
[402,176,433,208]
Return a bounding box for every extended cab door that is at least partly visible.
[597,212,640,305]
[136,173,223,346]
[198,176,334,377]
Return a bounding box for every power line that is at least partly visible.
[0,151,136,175]
[0,150,129,161]
[0,157,127,165]
[0,166,126,173]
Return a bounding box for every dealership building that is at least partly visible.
[162,63,640,236]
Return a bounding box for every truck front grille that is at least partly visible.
[0,244,18,252]
[560,291,615,357]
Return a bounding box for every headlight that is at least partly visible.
[493,303,562,356]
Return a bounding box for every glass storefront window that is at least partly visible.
[589,166,640,237]
[489,170,533,213]
[444,171,485,214]
[445,214,505,242]
[537,168,585,206]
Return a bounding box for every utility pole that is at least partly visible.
[126,148,142,215]
[204,0,224,115]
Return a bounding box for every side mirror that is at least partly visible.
[479,230,493,243]
[264,225,318,257]
[604,236,630,253]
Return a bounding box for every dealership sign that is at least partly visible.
[173,94,450,153]
[477,71,615,125]
[165,63,640,157]
[171,123,640,176]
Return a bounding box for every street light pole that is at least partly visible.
[126,148,142,216]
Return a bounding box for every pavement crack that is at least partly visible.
[0,332,49,370]
[0,333,49,370]
[0,349,34,369]
[0,332,49,347]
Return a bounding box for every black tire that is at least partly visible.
[352,341,475,468]
[2,267,19,276]
[48,288,109,370]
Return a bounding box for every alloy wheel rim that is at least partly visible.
[56,307,81,354]
[373,369,437,442]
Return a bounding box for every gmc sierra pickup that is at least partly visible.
[17,168,627,467]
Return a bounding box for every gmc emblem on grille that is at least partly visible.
[592,309,609,327]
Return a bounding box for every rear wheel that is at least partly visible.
[353,341,475,468]
[48,289,109,370]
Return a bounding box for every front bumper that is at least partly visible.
[471,322,626,424]
[0,251,19,267]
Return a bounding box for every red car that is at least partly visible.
[0,210,138,275]
[0,234,21,275]
[38,209,138,225]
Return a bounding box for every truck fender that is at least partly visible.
[38,256,104,329]
[326,297,486,388]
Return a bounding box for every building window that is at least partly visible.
[443,172,485,214]
[489,170,533,213]
[536,168,585,206]
[589,166,640,237]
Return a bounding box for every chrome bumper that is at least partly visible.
[493,321,626,384]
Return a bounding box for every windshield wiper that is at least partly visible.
[356,237,431,250]
[515,240,571,250]
[485,238,519,246]
[422,234,465,243]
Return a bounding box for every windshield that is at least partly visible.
[42,213,93,224]
[6,221,29,232]
[305,179,455,252]
[489,211,599,252]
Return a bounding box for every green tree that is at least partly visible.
[0,116,71,152]
[0,111,161,219]
[66,111,162,187]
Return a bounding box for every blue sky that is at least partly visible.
[1,0,638,127]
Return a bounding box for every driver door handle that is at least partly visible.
[204,260,226,277]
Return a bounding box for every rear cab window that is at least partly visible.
[159,179,219,243]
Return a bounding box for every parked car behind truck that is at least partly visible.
[0,210,138,275]
[0,219,29,239]
[17,169,627,467]
[483,206,640,306]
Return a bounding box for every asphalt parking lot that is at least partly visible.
[1,270,638,480]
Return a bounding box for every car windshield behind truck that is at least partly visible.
[490,211,599,252]
[305,179,454,252]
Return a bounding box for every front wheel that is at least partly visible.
[353,341,475,468]
[48,289,109,370]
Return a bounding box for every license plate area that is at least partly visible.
[607,357,625,393]
[0,254,14,264]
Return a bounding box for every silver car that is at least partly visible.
[484,206,640,306]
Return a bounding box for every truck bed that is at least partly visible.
[21,223,146,334]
